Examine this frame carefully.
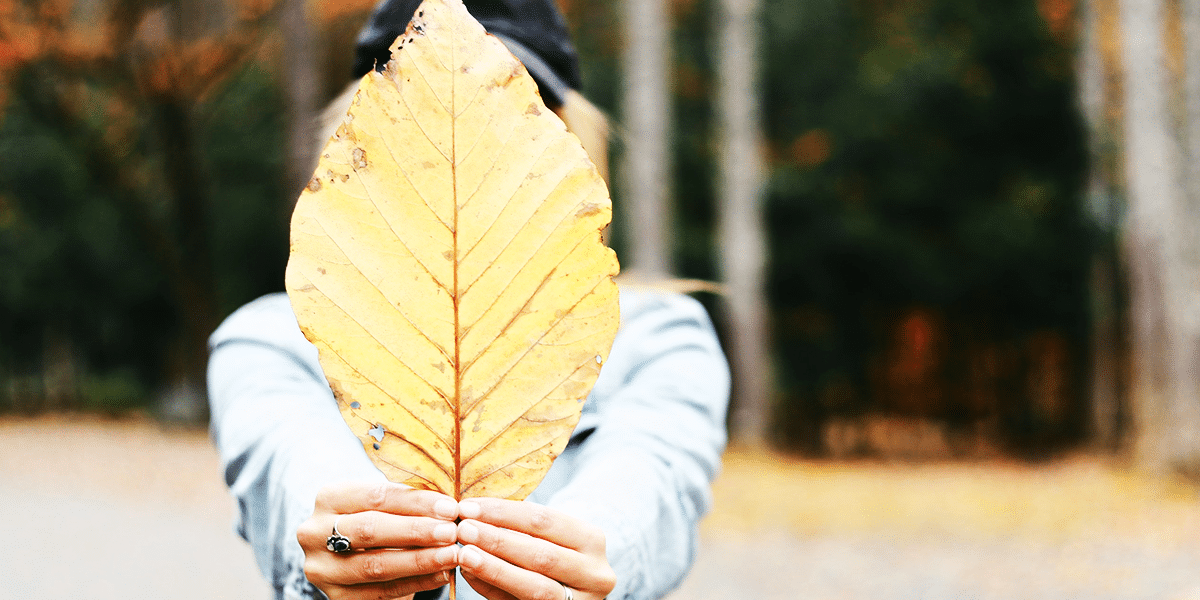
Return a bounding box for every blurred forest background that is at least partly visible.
[0,0,1197,473]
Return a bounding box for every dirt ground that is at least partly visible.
[3,415,1200,600]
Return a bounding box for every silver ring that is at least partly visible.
[326,515,352,553]
[560,582,573,600]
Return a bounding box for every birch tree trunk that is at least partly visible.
[1173,0,1200,472]
[716,0,771,445]
[1118,0,1200,472]
[621,0,672,277]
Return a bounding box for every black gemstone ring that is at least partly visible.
[326,515,352,553]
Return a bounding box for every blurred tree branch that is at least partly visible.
[0,0,280,419]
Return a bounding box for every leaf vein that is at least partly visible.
[458,141,568,269]
[361,101,454,234]
[393,64,453,163]
[462,272,604,414]
[313,219,455,368]
[461,438,558,496]
[317,335,453,448]
[453,112,522,217]
[461,356,594,467]
[459,165,589,294]
[460,226,592,365]
[338,172,453,297]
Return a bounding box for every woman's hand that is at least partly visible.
[296,482,462,600]
[455,498,616,600]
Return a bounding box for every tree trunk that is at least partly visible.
[715,0,770,446]
[1078,0,1124,449]
[1118,0,1200,472]
[282,0,322,208]
[1173,0,1200,473]
[153,97,220,422]
[621,0,672,277]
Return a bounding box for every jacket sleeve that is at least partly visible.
[207,293,385,600]
[543,289,730,600]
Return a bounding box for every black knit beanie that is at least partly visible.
[352,0,582,108]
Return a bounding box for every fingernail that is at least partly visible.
[459,500,481,519]
[435,545,458,565]
[433,522,457,543]
[457,521,479,543]
[434,498,458,519]
[460,546,483,569]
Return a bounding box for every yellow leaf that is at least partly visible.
[284,0,619,501]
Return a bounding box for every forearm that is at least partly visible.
[208,311,385,598]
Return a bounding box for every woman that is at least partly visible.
[207,2,729,599]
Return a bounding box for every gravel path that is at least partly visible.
[0,416,270,600]
[4,416,1200,600]
[670,532,1200,600]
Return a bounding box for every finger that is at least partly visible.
[461,570,518,600]
[457,519,592,587]
[458,544,565,600]
[298,512,458,550]
[342,569,455,600]
[458,499,602,554]
[305,546,458,586]
[316,481,458,520]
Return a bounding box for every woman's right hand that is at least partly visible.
[296,481,462,600]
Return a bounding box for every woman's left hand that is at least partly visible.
[454,498,616,600]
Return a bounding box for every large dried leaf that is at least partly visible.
[284,0,619,501]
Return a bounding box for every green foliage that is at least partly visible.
[198,64,291,315]
[759,0,1091,451]
[0,62,289,411]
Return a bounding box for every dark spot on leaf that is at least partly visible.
[341,174,350,182]
[373,442,381,450]
[433,362,445,373]
[350,401,361,409]
[352,147,368,169]
[369,424,386,442]
[307,177,321,192]
[443,250,453,261]
[317,267,326,275]
[525,103,541,116]
[576,202,602,218]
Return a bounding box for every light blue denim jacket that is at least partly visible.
[207,287,730,600]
